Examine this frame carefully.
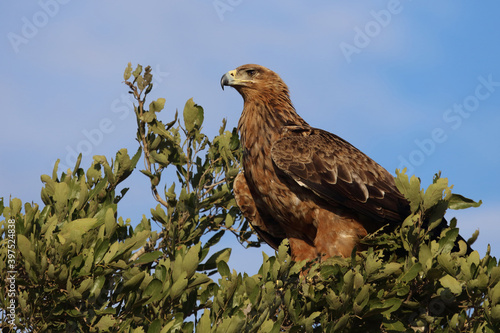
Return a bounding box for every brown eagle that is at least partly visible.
[221,64,411,261]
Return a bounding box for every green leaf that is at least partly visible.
[438,228,459,253]
[94,239,110,264]
[381,298,403,315]
[103,242,120,264]
[198,248,231,271]
[183,98,204,132]
[467,229,479,246]
[354,284,370,313]
[303,311,321,330]
[399,262,422,283]
[217,260,230,277]
[491,305,500,321]
[140,111,156,123]
[149,98,166,113]
[489,281,500,305]
[395,170,422,213]
[491,267,500,287]
[378,262,402,279]
[122,271,146,293]
[59,218,99,244]
[203,230,225,251]
[143,279,163,300]
[277,239,290,264]
[90,276,106,298]
[77,278,94,294]
[137,74,146,91]
[132,64,143,79]
[104,208,117,236]
[225,211,235,228]
[17,234,31,258]
[196,309,211,333]
[149,150,170,168]
[418,244,433,272]
[183,243,201,278]
[17,234,36,266]
[147,319,162,333]
[333,314,350,331]
[87,177,108,202]
[422,177,449,211]
[187,274,211,291]
[9,197,22,215]
[130,147,142,170]
[448,193,482,210]
[449,313,460,328]
[440,274,463,295]
[53,182,69,214]
[469,273,488,289]
[103,230,150,263]
[95,315,116,330]
[170,272,188,299]
[354,272,364,290]
[134,251,163,265]
[437,253,456,276]
[72,153,83,175]
[217,315,245,333]
[382,320,406,332]
[124,62,132,81]
[326,291,342,310]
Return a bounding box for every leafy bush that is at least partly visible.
[1,64,499,332]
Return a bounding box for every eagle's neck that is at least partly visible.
[237,95,308,160]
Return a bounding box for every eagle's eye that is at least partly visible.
[246,69,256,77]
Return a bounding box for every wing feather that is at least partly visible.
[233,172,285,250]
[271,127,409,224]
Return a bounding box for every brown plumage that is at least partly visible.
[221,64,410,261]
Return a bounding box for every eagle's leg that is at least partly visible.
[313,211,368,258]
[288,237,319,261]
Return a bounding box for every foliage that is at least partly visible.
[1,64,499,332]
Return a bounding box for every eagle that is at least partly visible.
[220,64,411,261]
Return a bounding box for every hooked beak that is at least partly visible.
[220,69,237,90]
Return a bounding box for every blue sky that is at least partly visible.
[1,1,499,273]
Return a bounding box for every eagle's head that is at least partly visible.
[221,64,290,102]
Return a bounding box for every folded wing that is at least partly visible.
[271,126,410,226]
